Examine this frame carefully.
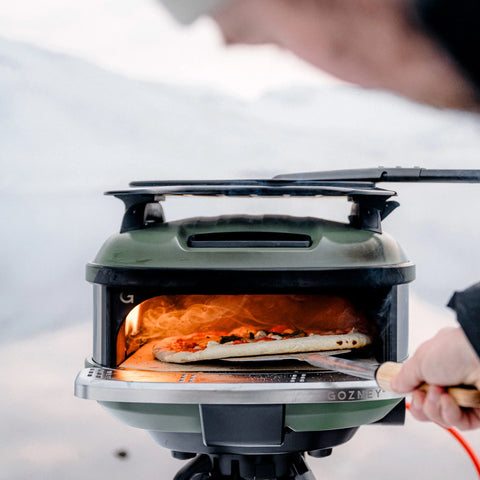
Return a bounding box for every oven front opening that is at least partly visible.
[112,291,396,373]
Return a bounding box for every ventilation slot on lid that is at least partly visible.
[187,232,312,248]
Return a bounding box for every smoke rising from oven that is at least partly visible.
[124,295,370,356]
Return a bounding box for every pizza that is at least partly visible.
[153,324,371,363]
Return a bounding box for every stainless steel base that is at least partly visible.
[75,363,401,404]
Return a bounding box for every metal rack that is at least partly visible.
[107,167,480,234]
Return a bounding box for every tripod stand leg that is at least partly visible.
[291,453,317,480]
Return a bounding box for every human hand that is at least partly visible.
[391,327,480,430]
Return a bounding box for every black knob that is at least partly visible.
[171,451,197,460]
[308,448,332,458]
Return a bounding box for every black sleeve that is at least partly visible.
[414,0,480,96]
[448,282,480,358]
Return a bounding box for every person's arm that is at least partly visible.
[211,0,479,110]
[447,282,480,357]
[391,327,480,430]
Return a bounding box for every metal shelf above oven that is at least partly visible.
[105,167,480,234]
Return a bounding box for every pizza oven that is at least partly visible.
[75,170,439,480]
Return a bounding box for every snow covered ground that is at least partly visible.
[1,35,480,479]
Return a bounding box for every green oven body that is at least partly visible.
[84,214,414,447]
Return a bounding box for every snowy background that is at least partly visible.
[1,1,480,479]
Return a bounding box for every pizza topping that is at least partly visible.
[154,324,358,354]
[153,330,373,364]
[220,335,243,344]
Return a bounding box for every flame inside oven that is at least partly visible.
[123,295,370,358]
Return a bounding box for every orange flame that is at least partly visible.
[124,294,369,356]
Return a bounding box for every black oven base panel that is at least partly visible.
[147,429,360,456]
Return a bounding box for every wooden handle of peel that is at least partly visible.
[376,361,480,409]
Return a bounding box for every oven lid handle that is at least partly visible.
[187,232,313,248]
[274,167,480,183]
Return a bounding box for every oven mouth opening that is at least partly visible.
[114,293,383,372]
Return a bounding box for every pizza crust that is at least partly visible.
[153,332,371,363]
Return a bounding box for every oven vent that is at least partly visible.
[289,373,307,383]
[187,232,312,248]
[87,368,113,380]
[179,373,197,383]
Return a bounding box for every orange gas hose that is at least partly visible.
[406,402,480,477]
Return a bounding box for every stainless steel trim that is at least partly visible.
[92,285,104,364]
[396,283,409,362]
[74,367,402,404]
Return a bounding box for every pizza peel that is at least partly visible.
[224,351,480,408]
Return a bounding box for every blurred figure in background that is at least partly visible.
[160,0,480,430]
[162,0,479,110]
